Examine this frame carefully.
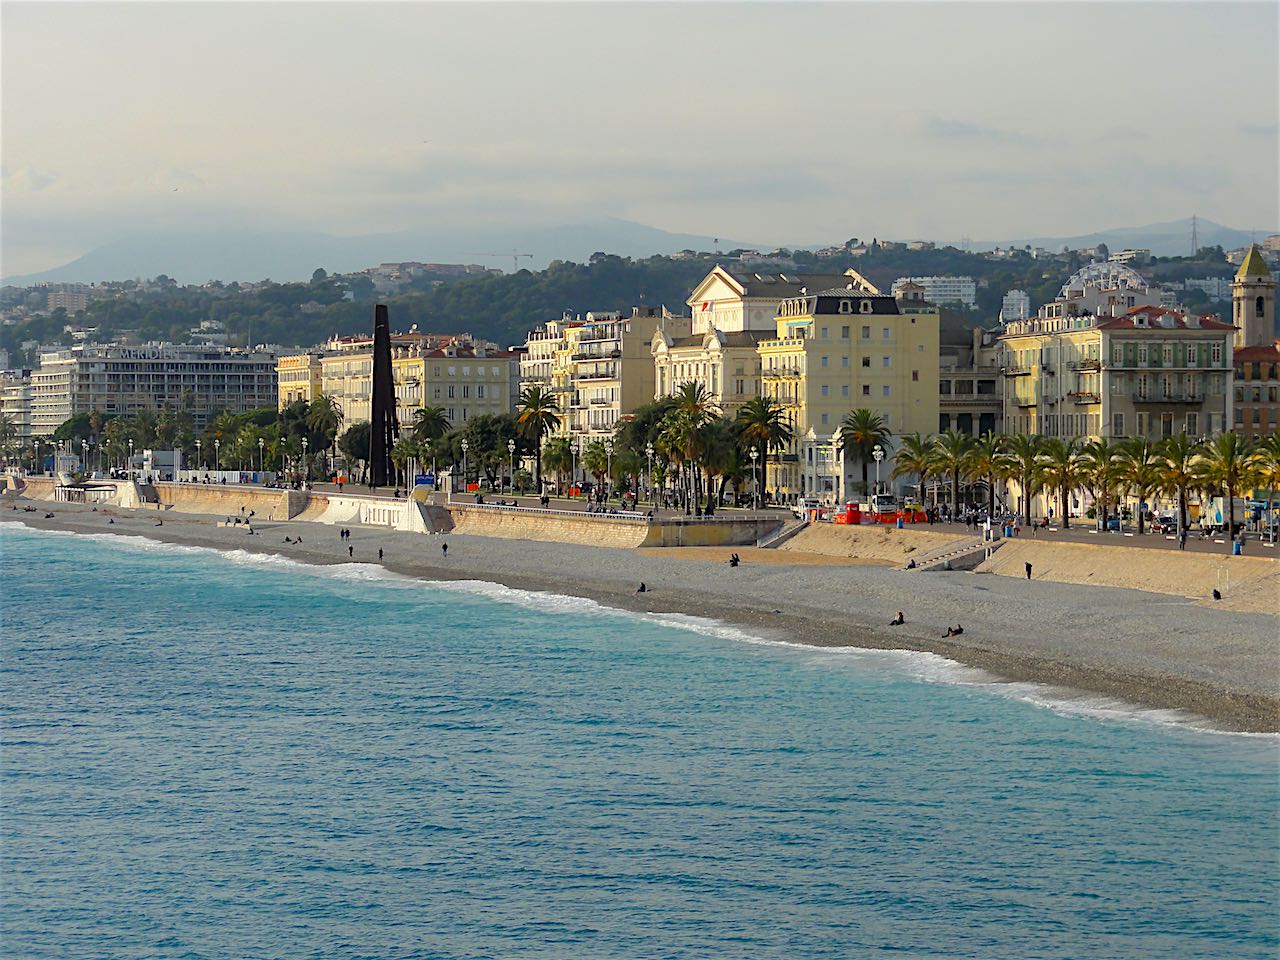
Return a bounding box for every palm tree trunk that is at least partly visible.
[1022,471,1032,526]
[1137,489,1145,535]
[861,458,869,497]
[1179,488,1187,537]
[1227,483,1235,552]
[1061,482,1070,530]
[951,470,959,513]
[987,473,995,517]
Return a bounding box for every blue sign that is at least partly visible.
[415,474,435,487]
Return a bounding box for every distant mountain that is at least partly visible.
[1019,218,1273,258]
[1,218,761,286]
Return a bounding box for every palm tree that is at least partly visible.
[516,385,561,491]
[582,439,609,489]
[839,408,891,496]
[997,434,1043,526]
[0,412,17,466]
[699,417,740,510]
[1158,433,1202,538]
[412,406,450,445]
[1195,432,1258,551]
[892,432,935,506]
[542,436,573,494]
[390,436,419,486]
[1078,438,1121,532]
[1114,437,1164,535]
[930,428,974,514]
[964,431,1005,517]
[1250,433,1280,544]
[735,397,793,495]
[1036,438,1081,529]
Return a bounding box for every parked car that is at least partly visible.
[792,497,824,519]
[1156,516,1178,534]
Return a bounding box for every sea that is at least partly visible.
[1,521,1277,959]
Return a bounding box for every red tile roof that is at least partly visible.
[1096,306,1233,331]
[1234,341,1280,363]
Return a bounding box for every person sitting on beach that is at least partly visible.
[155,520,163,526]
[890,611,905,626]
[295,536,301,544]
[953,624,963,635]
[1212,588,1222,601]
[906,559,917,569]
[284,537,293,543]
[44,512,54,519]
[108,518,115,524]
[636,582,647,594]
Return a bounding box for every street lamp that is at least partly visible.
[872,443,884,498]
[645,442,655,507]
[750,445,759,510]
[214,438,221,476]
[81,439,89,476]
[460,438,469,495]
[279,436,286,477]
[301,438,308,482]
[128,438,135,479]
[196,439,202,475]
[604,437,613,500]
[507,438,516,495]
[258,437,265,476]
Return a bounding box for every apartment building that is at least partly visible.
[1001,306,1234,441]
[277,353,324,408]
[0,371,32,440]
[522,307,692,439]
[999,289,1031,323]
[891,276,976,309]
[24,343,278,436]
[1233,341,1280,437]
[757,286,939,500]
[940,327,1002,437]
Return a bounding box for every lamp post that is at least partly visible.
[460,438,469,496]
[196,439,202,476]
[604,438,613,501]
[128,438,134,479]
[750,445,759,510]
[81,438,89,476]
[645,442,655,507]
[214,438,221,476]
[301,438,308,482]
[258,437,265,476]
[279,436,286,478]
[830,429,843,506]
[507,438,516,495]
[873,443,884,498]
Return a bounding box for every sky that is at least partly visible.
[3,0,1278,276]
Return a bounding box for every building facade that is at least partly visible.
[393,342,520,430]
[757,287,939,500]
[940,327,1002,437]
[24,343,278,437]
[891,276,977,309]
[999,289,1031,323]
[276,353,324,408]
[1231,244,1276,350]
[1233,341,1280,438]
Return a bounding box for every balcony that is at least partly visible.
[1068,391,1101,404]
[1069,358,1101,372]
[1132,392,1204,404]
[1012,395,1038,407]
[573,349,621,361]
[1003,365,1031,377]
[762,366,802,379]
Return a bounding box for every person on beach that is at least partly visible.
[1212,588,1222,601]
[378,548,383,561]
[906,558,917,569]
[155,520,163,526]
[284,537,292,544]
[890,612,905,626]
[348,545,353,558]
[441,543,448,558]
[1025,561,1033,580]
[636,582,647,593]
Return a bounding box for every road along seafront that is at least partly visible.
[6,497,1279,733]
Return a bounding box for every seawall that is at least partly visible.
[782,524,966,563]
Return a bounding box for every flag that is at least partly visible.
[701,301,710,312]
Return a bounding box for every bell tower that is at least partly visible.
[1232,243,1276,348]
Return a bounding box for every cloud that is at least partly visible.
[1239,121,1279,139]
[2,165,58,192]
[923,116,1027,144]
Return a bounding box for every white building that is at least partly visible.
[23,343,279,436]
[1109,248,1152,265]
[891,275,977,308]
[1183,277,1232,300]
[999,289,1031,323]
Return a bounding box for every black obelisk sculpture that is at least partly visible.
[369,304,399,487]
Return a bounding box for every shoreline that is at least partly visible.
[6,500,1279,733]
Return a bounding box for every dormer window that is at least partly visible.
[839,299,853,314]
[859,300,873,314]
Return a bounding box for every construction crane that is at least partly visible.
[462,251,534,273]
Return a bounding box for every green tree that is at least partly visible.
[1158,433,1202,537]
[997,434,1043,526]
[543,436,573,492]
[516,385,561,490]
[1036,438,1081,530]
[839,408,891,496]
[1114,437,1164,534]
[1077,438,1121,531]
[411,406,450,445]
[1194,432,1258,550]
[891,432,935,505]
[1249,433,1280,544]
[338,422,372,481]
[930,428,975,513]
[964,431,1006,517]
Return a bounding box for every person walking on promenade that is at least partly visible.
[1179,528,1188,551]
[1025,561,1033,580]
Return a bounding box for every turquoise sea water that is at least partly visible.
[1,522,1277,959]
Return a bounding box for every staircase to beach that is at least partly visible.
[902,536,1004,572]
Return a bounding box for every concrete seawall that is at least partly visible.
[447,504,783,548]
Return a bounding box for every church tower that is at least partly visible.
[1232,243,1276,348]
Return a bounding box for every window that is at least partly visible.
[882,356,890,368]
[1257,296,1266,317]
[841,326,850,339]
[1112,345,1122,365]
[820,385,829,397]
[912,370,919,382]
[861,356,870,368]
[820,327,829,339]
[477,384,486,398]
[447,385,455,399]
[860,301,873,314]
[1185,412,1198,436]
[842,385,849,397]
[1161,412,1173,437]
[1136,412,1148,436]
[841,356,849,367]
[821,356,829,367]
[820,413,829,426]
[433,387,441,399]
[1187,344,1197,365]
[882,385,890,397]
[838,300,853,314]
[1138,345,1148,364]
[861,325,870,339]
[1163,345,1172,366]
[1212,342,1222,364]
[462,385,470,398]
[862,384,870,396]
[1112,412,1124,436]
[882,327,890,339]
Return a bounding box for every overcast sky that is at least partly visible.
[3,1,1278,275]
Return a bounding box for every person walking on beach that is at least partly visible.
[441,542,448,558]
[348,545,353,558]
[378,548,383,561]
[1025,561,1033,580]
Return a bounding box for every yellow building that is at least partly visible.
[276,353,324,409]
[392,341,520,430]
[758,286,939,500]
